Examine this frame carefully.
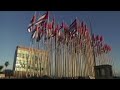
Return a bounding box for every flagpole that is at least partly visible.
[78,30,80,77]
[37,13,42,75]
[88,18,96,66]
[81,29,84,77]
[75,40,77,78]
[72,38,75,78]
[29,38,33,78]
[87,18,96,78]
[46,11,49,77]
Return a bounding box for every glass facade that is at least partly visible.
[14,46,50,77]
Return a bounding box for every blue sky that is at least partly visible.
[0,11,119,75]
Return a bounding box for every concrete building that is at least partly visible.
[94,64,113,79]
[13,46,50,78]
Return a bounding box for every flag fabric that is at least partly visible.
[92,34,99,57]
[96,35,100,41]
[59,22,64,30]
[48,22,52,30]
[96,35,102,56]
[104,44,108,53]
[28,26,34,33]
[31,25,38,39]
[35,11,48,25]
[31,25,43,42]
[49,18,55,37]
[98,42,103,55]
[106,45,111,52]
[57,22,69,44]
[45,21,54,39]
[64,22,69,31]
[95,35,105,55]
[63,22,70,40]
[52,24,60,37]
[102,44,108,54]
[57,30,64,43]
[100,36,103,42]
[79,21,84,35]
[97,41,102,56]
[84,29,89,38]
[28,12,36,32]
[52,17,55,29]
[31,29,36,39]
[30,14,36,24]
[69,19,77,34]
[97,36,103,55]
[83,24,87,37]
[34,11,49,41]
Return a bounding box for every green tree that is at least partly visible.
[0,66,3,72]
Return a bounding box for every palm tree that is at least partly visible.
[4,61,9,70]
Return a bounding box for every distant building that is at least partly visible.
[13,46,50,78]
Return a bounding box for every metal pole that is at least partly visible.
[88,18,96,67]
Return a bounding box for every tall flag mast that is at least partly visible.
[88,18,96,67]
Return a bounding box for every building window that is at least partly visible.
[17,53,20,57]
[22,54,24,58]
[26,54,29,59]
[19,53,21,57]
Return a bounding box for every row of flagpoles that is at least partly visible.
[24,11,112,78]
